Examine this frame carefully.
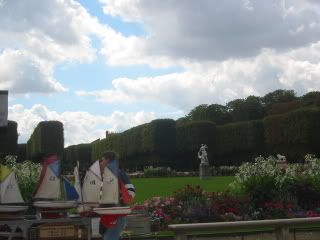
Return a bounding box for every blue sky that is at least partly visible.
[2,0,320,145]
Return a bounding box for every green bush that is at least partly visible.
[264,108,320,160]
[17,144,27,162]
[215,120,265,155]
[175,121,216,169]
[26,121,64,161]
[145,119,176,154]
[232,155,320,210]
[91,119,176,169]
[143,166,174,177]
[63,143,92,174]
[0,121,18,156]
[3,155,40,202]
[211,166,239,176]
[176,121,216,153]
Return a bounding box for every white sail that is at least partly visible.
[82,160,102,204]
[34,166,61,200]
[74,164,82,201]
[0,172,24,204]
[100,166,119,205]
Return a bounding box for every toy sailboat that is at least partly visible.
[0,165,28,213]
[77,159,131,215]
[33,155,78,209]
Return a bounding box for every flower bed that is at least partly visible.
[143,155,320,230]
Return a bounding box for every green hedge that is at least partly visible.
[175,121,216,169]
[144,119,176,154]
[17,144,27,162]
[84,107,320,169]
[91,119,176,169]
[264,107,320,160]
[0,121,18,156]
[215,120,265,155]
[63,143,92,174]
[211,120,265,166]
[176,121,216,153]
[26,121,64,161]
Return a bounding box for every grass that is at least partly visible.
[131,176,235,203]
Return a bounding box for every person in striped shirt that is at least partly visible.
[99,151,136,240]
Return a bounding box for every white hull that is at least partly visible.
[93,206,131,215]
[0,205,28,213]
[33,200,78,209]
[77,203,99,213]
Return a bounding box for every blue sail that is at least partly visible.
[63,177,79,200]
[107,159,119,177]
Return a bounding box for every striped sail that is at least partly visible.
[63,176,79,200]
[33,156,61,200]
[0,165,24,204]
[100,160,119,205]
[73,162,82,201]
[82,160,102,204]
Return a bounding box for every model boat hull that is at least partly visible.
[33,200,78,209]
[93,206,131,215]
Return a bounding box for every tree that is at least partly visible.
[227,96,264,122]
[263,89,297,109]
[187,104,230,125]
[301,91,320,105]
[187,104,209,121]
[226,99,246,122]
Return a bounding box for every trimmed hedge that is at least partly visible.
[26,121,64,161]
[17,144,27,162]
[264,107,320,161]
[175,121,216,169]
[91,119,177,169]
[176,121,216,153]
[215,120,265,155]
[0,121,18,156]
[63,144,92,174]
[145,119,176,154]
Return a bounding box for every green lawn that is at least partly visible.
[131,176,235,203]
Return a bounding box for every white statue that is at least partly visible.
[198,144,209,165]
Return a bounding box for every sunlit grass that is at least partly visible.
[132,176,235,202]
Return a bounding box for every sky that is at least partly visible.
[1,0,320,146]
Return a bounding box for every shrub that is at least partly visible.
[26,121,64,162]
[232,155,320,210]
[211,166,239,176]
[63,143,92,174]
[91,119,176,169]
[2,155,40,202]
[175,121,216,169]
[17,144,27,163]
[176,121,216,153]
[215,120,265,155]
[143,166,175,177]
[264,108,320,160]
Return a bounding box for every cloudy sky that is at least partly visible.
[1,0,320,145]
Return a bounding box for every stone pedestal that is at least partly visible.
[199,163,210,180]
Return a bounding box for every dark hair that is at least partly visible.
[101,151,116,161]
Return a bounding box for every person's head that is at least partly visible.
[99,151,116,169]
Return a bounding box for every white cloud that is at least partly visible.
[99,0,320,64]
[8,104,156,146]
[76,1,320,111]
[0,50,66,94]
[78,43,320,111]
[0,0,106,94]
